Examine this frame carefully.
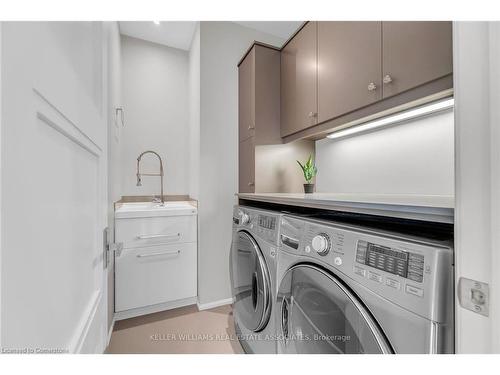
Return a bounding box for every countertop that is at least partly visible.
[116,195,196,205]
[237,193,454,223]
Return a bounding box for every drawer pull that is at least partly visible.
[136,233,180,240]
[136,250,181,258]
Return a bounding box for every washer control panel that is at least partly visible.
[278,214,453,323]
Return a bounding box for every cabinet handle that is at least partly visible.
[383,75,393,84]
[248,124,255,130]
[136,233,180,240]
[307,112,317,118]
[367,82,377,91]
[136,250,180,258]
[248,182,255,186]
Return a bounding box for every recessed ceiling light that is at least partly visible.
[153,21,160,25]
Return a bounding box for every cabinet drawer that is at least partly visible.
[115,242,197,312]
[116,215,197,249]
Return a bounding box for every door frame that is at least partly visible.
[453,21,500,353]
[103,21,117,350]
[0,21,3,348]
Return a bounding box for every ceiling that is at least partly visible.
[119,21,198,51]
[234,21,303,40]
[118,21,303,51]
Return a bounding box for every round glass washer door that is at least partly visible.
[277,264,393,354]
[230,231,272,332]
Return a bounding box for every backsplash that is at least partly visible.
[315,109,454,195]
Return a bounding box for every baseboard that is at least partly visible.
[107,316,116,347]
[68,291,102,353]
[197,297,234,311]
[114,296,197,321]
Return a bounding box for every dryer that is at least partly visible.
[230,206,282,353]
[276,215,454,354]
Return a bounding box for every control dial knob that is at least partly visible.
[240,212,251,225]
[312,233,330,255]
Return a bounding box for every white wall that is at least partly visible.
[198,22,285,305]
[315,110,455,196]
[188,24,200,200]
[120,35,189,197]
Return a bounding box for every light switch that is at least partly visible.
[458,277,489,317]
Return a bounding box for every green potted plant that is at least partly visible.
[297,155,318,194]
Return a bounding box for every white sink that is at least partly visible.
[115,201,197,219]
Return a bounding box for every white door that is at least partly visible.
[1,22,108,353]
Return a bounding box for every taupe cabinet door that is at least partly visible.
[239,137,255,193]
[318,22,382,123]
[239,48,255,142]
[254,46,281,145]
[281,22,318,137]
[382,21,453,98]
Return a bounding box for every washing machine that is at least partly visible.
[276,215,454,354]
[230,205,282,353]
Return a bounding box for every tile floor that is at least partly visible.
[106,304,244,354]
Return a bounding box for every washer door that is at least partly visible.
[231,231,272,332]
[277,264,393,354]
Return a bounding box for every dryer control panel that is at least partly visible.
[233,206,281,245]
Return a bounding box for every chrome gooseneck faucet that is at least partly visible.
[136,150,164,205]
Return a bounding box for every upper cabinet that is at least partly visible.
[381,22,453,99]
[280,21,453,140]
[238,47,256,142]
[317,22,382,124]
[239,44,281,145]
[238,43,282,193]
[281,22,318,137]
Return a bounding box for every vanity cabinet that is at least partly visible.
[280,21,318,137]
[115,211,197,317]
[381,21,453,99]
[115,242,197,313]
[280,21,453,140]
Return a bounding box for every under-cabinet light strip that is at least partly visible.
[326,98,454,140]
